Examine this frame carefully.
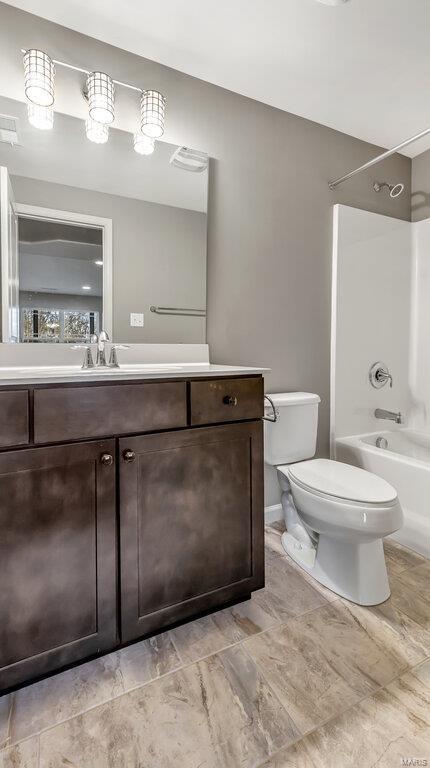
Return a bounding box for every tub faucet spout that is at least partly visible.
[374,408,402,424]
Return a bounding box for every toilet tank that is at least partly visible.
[264,392,321,466]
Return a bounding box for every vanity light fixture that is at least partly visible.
[86,71,115,125]
[140,90,166,139]
[22,48,166,148]
[133,131,155,155]
[94,260,103,266]
[85,117,109,144]
[27,103,54,130]
[23,49,55,107]
[82,285,91,291]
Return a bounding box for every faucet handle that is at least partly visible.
[369,362,393,389]
[70,345,94,369]
[108,344,129,369]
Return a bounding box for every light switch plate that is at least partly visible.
[130,313,144,327]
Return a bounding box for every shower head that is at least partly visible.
[373,181,405,198]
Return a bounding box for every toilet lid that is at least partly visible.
[288,458,397,504]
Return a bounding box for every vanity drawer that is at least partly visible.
[190,377,263,425]
[0,391,29,447]
[33,382,187,443]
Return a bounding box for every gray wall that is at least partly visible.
[412,149,430,222]
[0,3,412,506]
[12,176,207,344]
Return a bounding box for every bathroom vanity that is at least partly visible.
[0,366,265,692]
[0,61,267,692]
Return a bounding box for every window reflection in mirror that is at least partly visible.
[0,94,208,345]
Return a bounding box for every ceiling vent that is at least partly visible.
[0,114,19,145]
[170,146,208,173]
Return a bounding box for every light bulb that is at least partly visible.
[86,71,115,125]
[23,49,55,107]
[134,131,155,155]
[27,103,54,130]
[140,90,165,139]
[86,117,109,144]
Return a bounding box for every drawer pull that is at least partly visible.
[100,453,114,466]
[123,450,136,463]
[223,395,238,406]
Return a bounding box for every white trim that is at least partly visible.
[14,203,113,339]
[264,503,283,524]
[330,204,340,459]
[0,167,10,342]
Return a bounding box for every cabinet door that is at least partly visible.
[119,421,264,642]
[0,440,117,691]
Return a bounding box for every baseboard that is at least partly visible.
[264,503,283,524]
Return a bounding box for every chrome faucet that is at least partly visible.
[95,330,110,367]
[374,408,402,424]
[73,332,129,369]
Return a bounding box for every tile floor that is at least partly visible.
[0,522,429,768]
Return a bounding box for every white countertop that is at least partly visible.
[0,363,269,386]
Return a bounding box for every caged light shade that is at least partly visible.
[27,103,54,130]
[140,90,165,139]
[23,49,55,107]
[86,72,115,125]
[86,117,109,144]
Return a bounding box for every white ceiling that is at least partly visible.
[3,0,430,157]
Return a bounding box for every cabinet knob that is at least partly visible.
[223,395,238,406]
[100,453,113,466]
[123,450,136,463]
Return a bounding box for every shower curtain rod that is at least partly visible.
[328,125,430,190]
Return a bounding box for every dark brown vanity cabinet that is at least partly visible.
[0,375,264,692]
[119,421,264,642]
[0,440,117,691]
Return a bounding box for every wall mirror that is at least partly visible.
[0,94,208,344]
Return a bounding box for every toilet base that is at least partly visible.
[282,531,391,606]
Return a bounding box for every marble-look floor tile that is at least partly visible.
[10,630,181,745]
[0,736,39,768]
[39,645,298,768]
[258,659,430,768]
[245,599,413,735]
[253,552,328,624]
[170,597,278,664]
[265,522,286,557]
[342,593,430,667]
[264,524,338,603]
[383,537,426,578]
[390,562,430,630]
[0,696,12,750]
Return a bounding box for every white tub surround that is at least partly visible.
[336,431,430,558]
[331,205,430,559]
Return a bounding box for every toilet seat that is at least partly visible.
[282,458,397,506]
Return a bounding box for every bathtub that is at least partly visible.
[335,429,430,558]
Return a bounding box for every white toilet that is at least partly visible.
[264,393,403,606]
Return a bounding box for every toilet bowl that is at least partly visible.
[264,393,403,606]
[277,459,403,605]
